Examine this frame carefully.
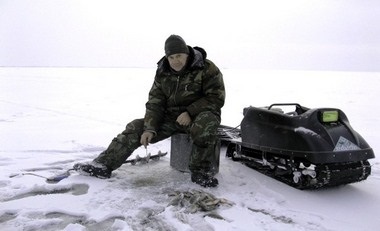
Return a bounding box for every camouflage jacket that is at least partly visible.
[144,46,225,133]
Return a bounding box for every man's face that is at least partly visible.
[167,53,189,72]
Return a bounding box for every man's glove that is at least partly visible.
[140,131,154,148]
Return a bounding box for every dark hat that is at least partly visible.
[164,35,189,57]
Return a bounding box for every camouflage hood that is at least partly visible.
[144,46,225,133]
[156,46,207,75]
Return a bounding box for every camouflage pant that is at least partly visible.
[94,111,220,174]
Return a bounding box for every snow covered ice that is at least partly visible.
[0,67,380,231]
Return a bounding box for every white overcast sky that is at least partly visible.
[1,0,379,71]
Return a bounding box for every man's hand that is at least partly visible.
[176,111,192,126]
[140,131,154,148]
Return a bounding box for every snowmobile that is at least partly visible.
[218,103,375,189]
